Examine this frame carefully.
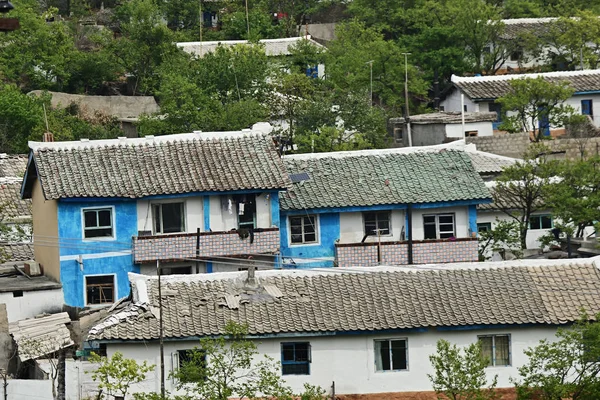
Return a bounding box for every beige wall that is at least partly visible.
[31,179,60,282]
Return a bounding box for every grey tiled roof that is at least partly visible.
[280,149,490,211]
[468,152,518,174]
[26,132,291,200]
[500,18,557,40]
[410,112,498,124]
[0,182,31,219]
[88,260,600,341]
[0,243,34,262]
[453,70,600,100]
[10,312,73,361]
[0,155,27,178]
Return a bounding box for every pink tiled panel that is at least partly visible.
[336,239,478,267]
[133,230,280,263]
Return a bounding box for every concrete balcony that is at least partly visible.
[132,228,280,263]
[335,238,478,267]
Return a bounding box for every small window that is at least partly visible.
[364,211,391,236]
[478,335,511,367]
[281,342,310,375]
[375,339,407,371]
[510,50,522,61]
[483,46,491,54]
[423,213,455,239]
[86,275,114,305]
[12,290,23,298]
[153,202,185,234]
[530,215,553,230]
[463,104,468,112]
[175,349,206,383]
[465,130,478,137]
[477,222,492,234]
[290,215,318,244]
[439,106,445,112]
[83,208,113,239]
[238,267,259,271]
[160,265,192,275]
[488,102,502,122]
[236,195,257,229]
[581,99,593,117]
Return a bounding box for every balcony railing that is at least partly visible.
[132,228,280,263]
[335,238,478,267]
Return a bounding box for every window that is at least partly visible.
[423,214,455,239]
[153,202,185,234]
[83,208,113,239]
[235,195,257,229]
[363,211,391,236]
[160,265,192,275]
[174,349,206,383]
[530,214,553,230]
[465,130,479,137]
[281,342,310,375]
[290,215,317,244]
[375,339,407,371]
[510,49,522,61]
[463,104,468,112]
[439,106,445,112]
[479,335,511,367]
[582,99,593,117]
[86,275,114,305]
[477,222,492,234]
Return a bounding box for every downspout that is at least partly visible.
[407,204,413,265]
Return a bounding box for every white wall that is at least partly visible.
[0,288,64,323]
[446,121,494,138]
[339,210,405,243]
[412,206,470,241]
[106,325,560,396]
[137,197,204,234]
[478,210,550,251]
[255,193,273,228]
[440,90,478,113]
[565,94,600,127]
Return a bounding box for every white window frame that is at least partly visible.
[529,214,553,230]
[288,214,320,246]
[84,273,116,306]
[478,334,511,367]
[423,213,456,239]
[81,206,115,241]
[151,200,187,235]
[374,338,409,372]
[363,211,392,237]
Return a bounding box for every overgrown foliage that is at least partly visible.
[514,313,600,400]
[89,351,155,399]
[478,219,523,261]
[428,339,498,400]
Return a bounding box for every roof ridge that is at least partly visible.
[452,69,600,84]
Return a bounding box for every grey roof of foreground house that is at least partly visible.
[279,149,491,211]
[88,258,600,341]
[22,129,291,200]
[452,70,600,101]
[177,36,324,58]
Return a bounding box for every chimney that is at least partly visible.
[42,132,54,142]
[246,265,257,287]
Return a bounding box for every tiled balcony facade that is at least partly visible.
[132,228,280,263]
[335,238,478,267]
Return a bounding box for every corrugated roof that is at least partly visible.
[88,259,600,341]
[25,130,291,200]
[10,312,73,361]
[279,149,490,211]
[452,70,600,100]
[177,36,324,58]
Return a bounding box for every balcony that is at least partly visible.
[132,228,280,263]
[335,238,478,267]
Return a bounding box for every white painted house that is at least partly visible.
[441,70,600,136]
[87,257,600,398]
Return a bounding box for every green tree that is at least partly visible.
[89,351,155,400]
[173,321,293,400]
[428,339,498,400]
[478,219,523,261]
[515,314,600,400]
[497,77,576,142]
[492,146,551,250]
[543,157,600,238]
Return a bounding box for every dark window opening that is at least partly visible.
[234,194,257,229]
[12,290,23,298]
[281,342,310,375]
[477,222,492,234]
[153,202,185,234]
[86,275,115,305]
[530,215,553,230]
[465,130,479,137]
[83,208,113,239]
[582,99,593,117]
[375,339,407,371]
[290,215,317,244]
[364,211,391,236]
[160,265,192,275]
[424,214,455,239]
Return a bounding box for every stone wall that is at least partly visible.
[548,136,600,160]
[335,239,478,267]
[466,133,530,158]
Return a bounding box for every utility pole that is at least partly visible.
[244,0,250,38]
[0,368,7,400]
[157,260,165,398]
[402,52,412,146]
[366,60,374,106]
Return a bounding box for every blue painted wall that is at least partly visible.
[280,212,340,268]
[57,199,138,307]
